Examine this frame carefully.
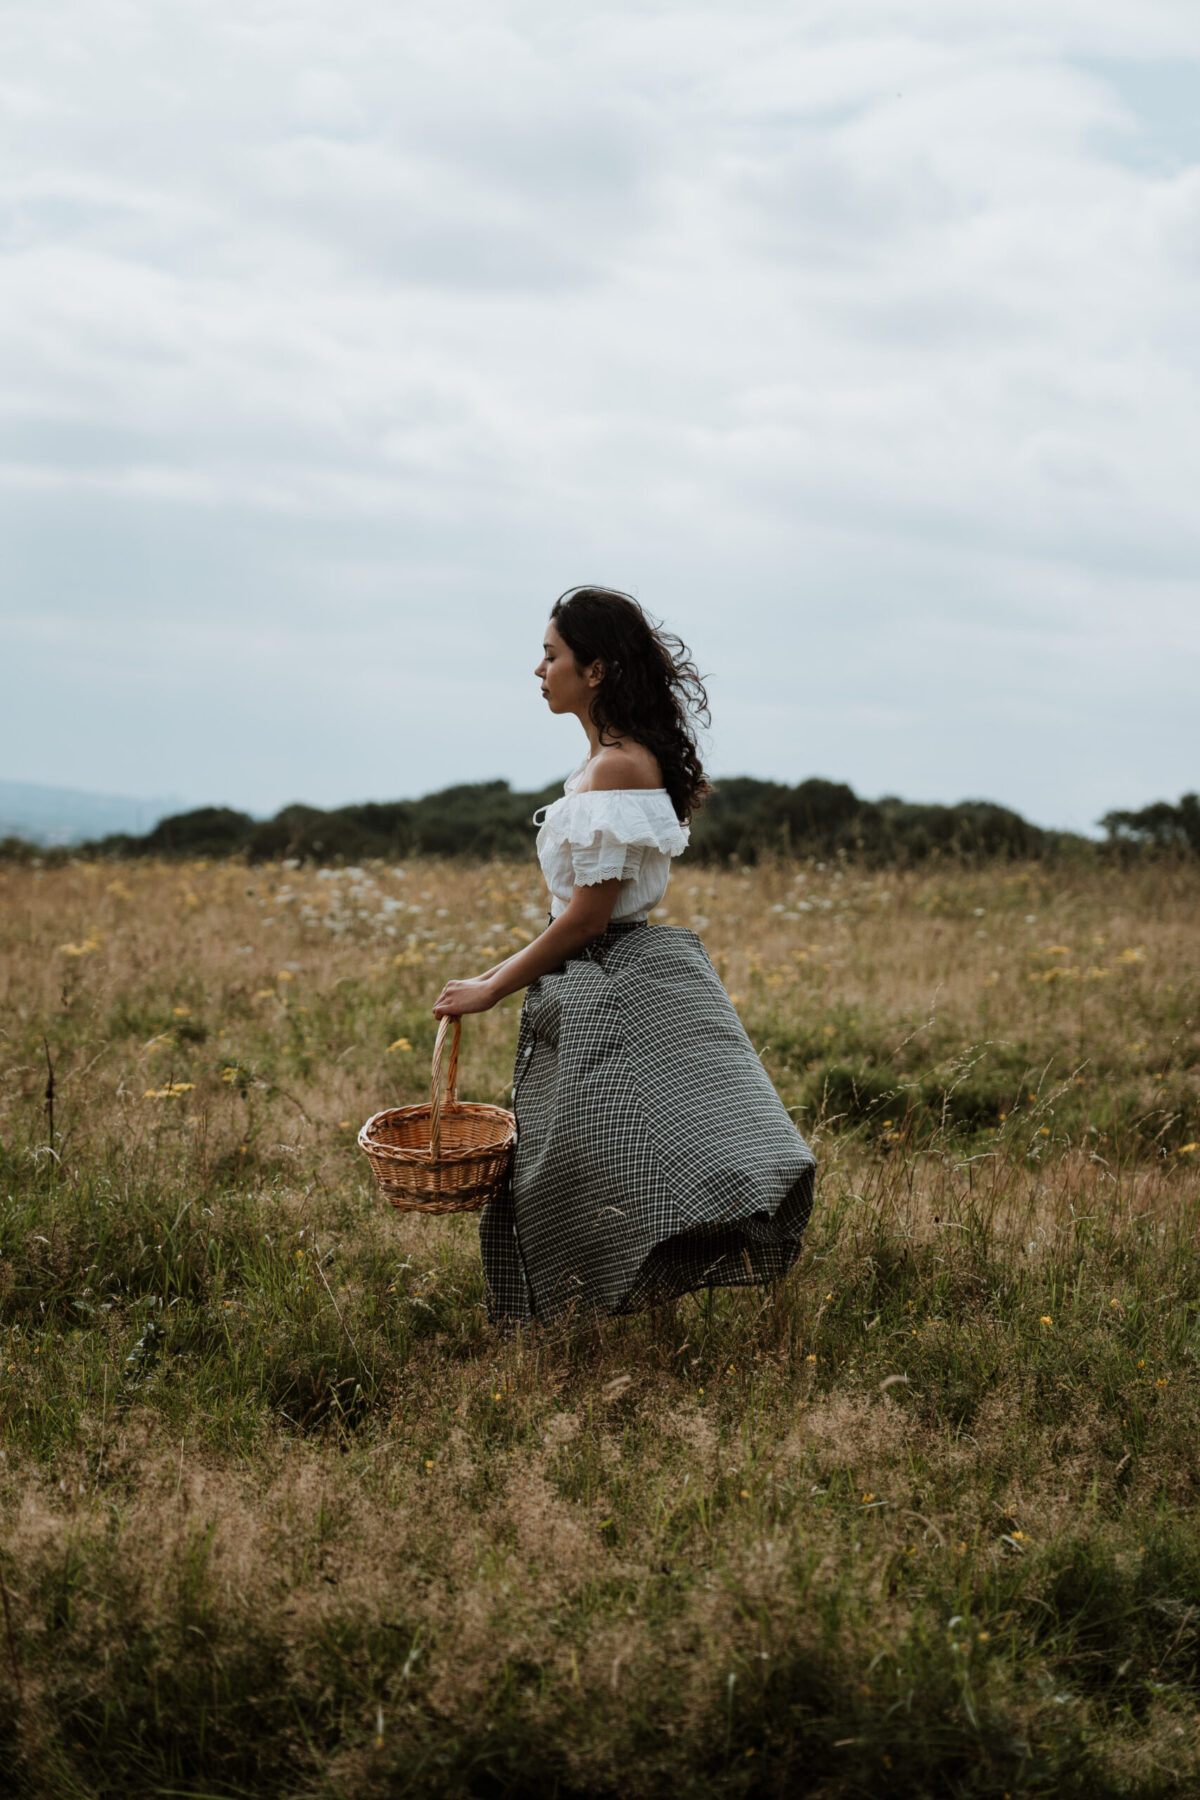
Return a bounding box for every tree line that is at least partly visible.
[3,779,1195,865]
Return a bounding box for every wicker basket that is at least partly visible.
[358,1017,515,1213]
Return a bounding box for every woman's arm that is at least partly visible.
[432,880,621,1019]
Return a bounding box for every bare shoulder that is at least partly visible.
[582,742,664,792]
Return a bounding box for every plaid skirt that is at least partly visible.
[479,922,816,1324]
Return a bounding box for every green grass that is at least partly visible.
[1,855,1198,1796]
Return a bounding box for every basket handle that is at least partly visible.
[429,1016,461,1160]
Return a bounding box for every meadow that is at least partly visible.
[1,852,1198,1798]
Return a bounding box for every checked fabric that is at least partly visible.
[479,922,817,1324]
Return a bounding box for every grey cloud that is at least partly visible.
[1,0,1197,832]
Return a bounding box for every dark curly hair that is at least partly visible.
[550,587,710,822]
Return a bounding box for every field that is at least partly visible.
[1,853,1199,1799]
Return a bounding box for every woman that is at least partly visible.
[434,588,815,1325]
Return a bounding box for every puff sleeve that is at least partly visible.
[571,833,644,887]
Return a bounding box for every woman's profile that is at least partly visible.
[433,587,816,1324]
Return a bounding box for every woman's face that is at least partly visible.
[535,619,600,716]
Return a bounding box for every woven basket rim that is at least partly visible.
[359,1100,515,1167]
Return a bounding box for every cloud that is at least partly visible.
[1,0,1198,829]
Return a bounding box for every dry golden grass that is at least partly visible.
[1,853,1198,1798]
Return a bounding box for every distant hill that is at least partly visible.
[0,780,184,847]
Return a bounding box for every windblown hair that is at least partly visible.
[550,587,710,822]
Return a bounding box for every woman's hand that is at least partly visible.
[432,977,498,1019]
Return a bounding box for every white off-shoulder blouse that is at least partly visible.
[533,761,690,922]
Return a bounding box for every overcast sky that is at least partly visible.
[3,0,1199,831]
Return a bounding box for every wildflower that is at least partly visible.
[1040,1315,1053,1326]
[1178,1143,1198,1156]
[386,1038,413,1054]
[861,1492,874,1504]
[1011,1530,1027,1541]
[339,1120,351,1129]
[143,1082,196,1099]
[805,1354,817,1364]
[59,936,100,957]
[172,1004,190,1017]
[740,1488,750,1499]
[1117,946,1145,963]
[1157,1378,1168,1389]
[277,969,295,981]
[1137,1359,1145,1368]
[424,1459,434,1470]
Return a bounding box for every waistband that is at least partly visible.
[578,919,649,962]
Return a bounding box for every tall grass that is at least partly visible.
[1,855,1198,1797]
